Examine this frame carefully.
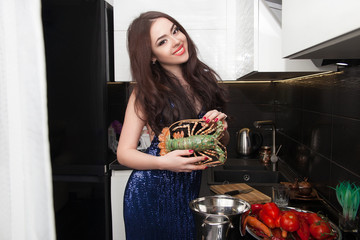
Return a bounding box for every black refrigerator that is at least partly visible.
[42,0,114,239]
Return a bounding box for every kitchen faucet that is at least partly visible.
[253,120,278,171]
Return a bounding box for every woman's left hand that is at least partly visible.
[203,109,229,145]
[202,109,228,130]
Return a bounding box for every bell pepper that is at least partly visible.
[258,202,281,229]
[296,216,310,240]
[251,203,263,215]
[262,202,280,219]
[275,212,282,228]
[259,209,276,229]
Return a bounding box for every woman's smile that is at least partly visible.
[173,45,185,56]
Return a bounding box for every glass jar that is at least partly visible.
[259,146,271,164]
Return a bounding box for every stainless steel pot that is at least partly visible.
[189,195,251,240]
[236,128,263,156]
[201,215,232,240]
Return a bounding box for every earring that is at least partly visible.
[152,59,156,65]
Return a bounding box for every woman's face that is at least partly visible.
[150,17,189,70]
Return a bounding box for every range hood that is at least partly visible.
[282,0,360,61]
[232,0,336,81]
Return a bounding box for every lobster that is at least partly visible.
[158,119,227,167]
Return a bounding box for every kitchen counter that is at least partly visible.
[109,159,132,171]
[202,159,360,240]
[204,183,359,239]
[110,157,358,239]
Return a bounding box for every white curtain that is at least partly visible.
[0,0,56,239]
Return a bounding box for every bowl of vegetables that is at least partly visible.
[244,203,341,240]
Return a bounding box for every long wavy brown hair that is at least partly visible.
[127,11,228,135]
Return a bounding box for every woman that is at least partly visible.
[117,11,229,239]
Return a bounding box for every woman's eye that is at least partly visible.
[173,26,180,35]
[158,39,166,46]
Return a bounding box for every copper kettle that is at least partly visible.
[236,128,263,156]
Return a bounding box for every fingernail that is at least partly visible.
[223,127,227,131]
[206,119,210,123]
[204,157,209,160]
[203,116,206,120]
[214,118,218,122]
[205,167,208,169]
[189,149,194,153]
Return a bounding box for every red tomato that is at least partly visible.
[262,202,280,219]
[280,211,300,232]
[309,221,334,240]
[306,212,323,225]
[290,209,308,219]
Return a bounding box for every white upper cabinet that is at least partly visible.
[234,0,335,80]
[113,0,229,81]
[113,0,335,82]
[282,0,360,59]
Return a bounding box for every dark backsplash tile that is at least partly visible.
[274,65,360,208]
[332,116,360,176]
[307,153,331,199]
[225,83,276,158]
[224,83,276,105]
[274,81,303,108]
[279,133,332,200]
[227,103,275,129]
[302,78,334,114]
[277,135,309,175]
[302,111,332,158]
[332,72,360,119]
[276,105,303,142]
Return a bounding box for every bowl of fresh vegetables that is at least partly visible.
[244,203,341,240]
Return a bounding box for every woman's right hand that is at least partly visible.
[158,149,208,172]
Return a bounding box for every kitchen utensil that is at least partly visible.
[259,146,271,164]
[224,188,253,196]
[280,182,321,201]
[297,177,312,196]
[236,128,263,156]
[201,215,232,240]
[275,144,282,155]
[246,206,342,240]
[298,186,313,196]
[210,183,271,204]
[189,195,251,239]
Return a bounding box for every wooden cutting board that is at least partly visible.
[210,183,271,204]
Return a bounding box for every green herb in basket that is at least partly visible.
[332,181,360,221]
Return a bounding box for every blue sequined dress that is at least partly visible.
[123,130,202,240]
